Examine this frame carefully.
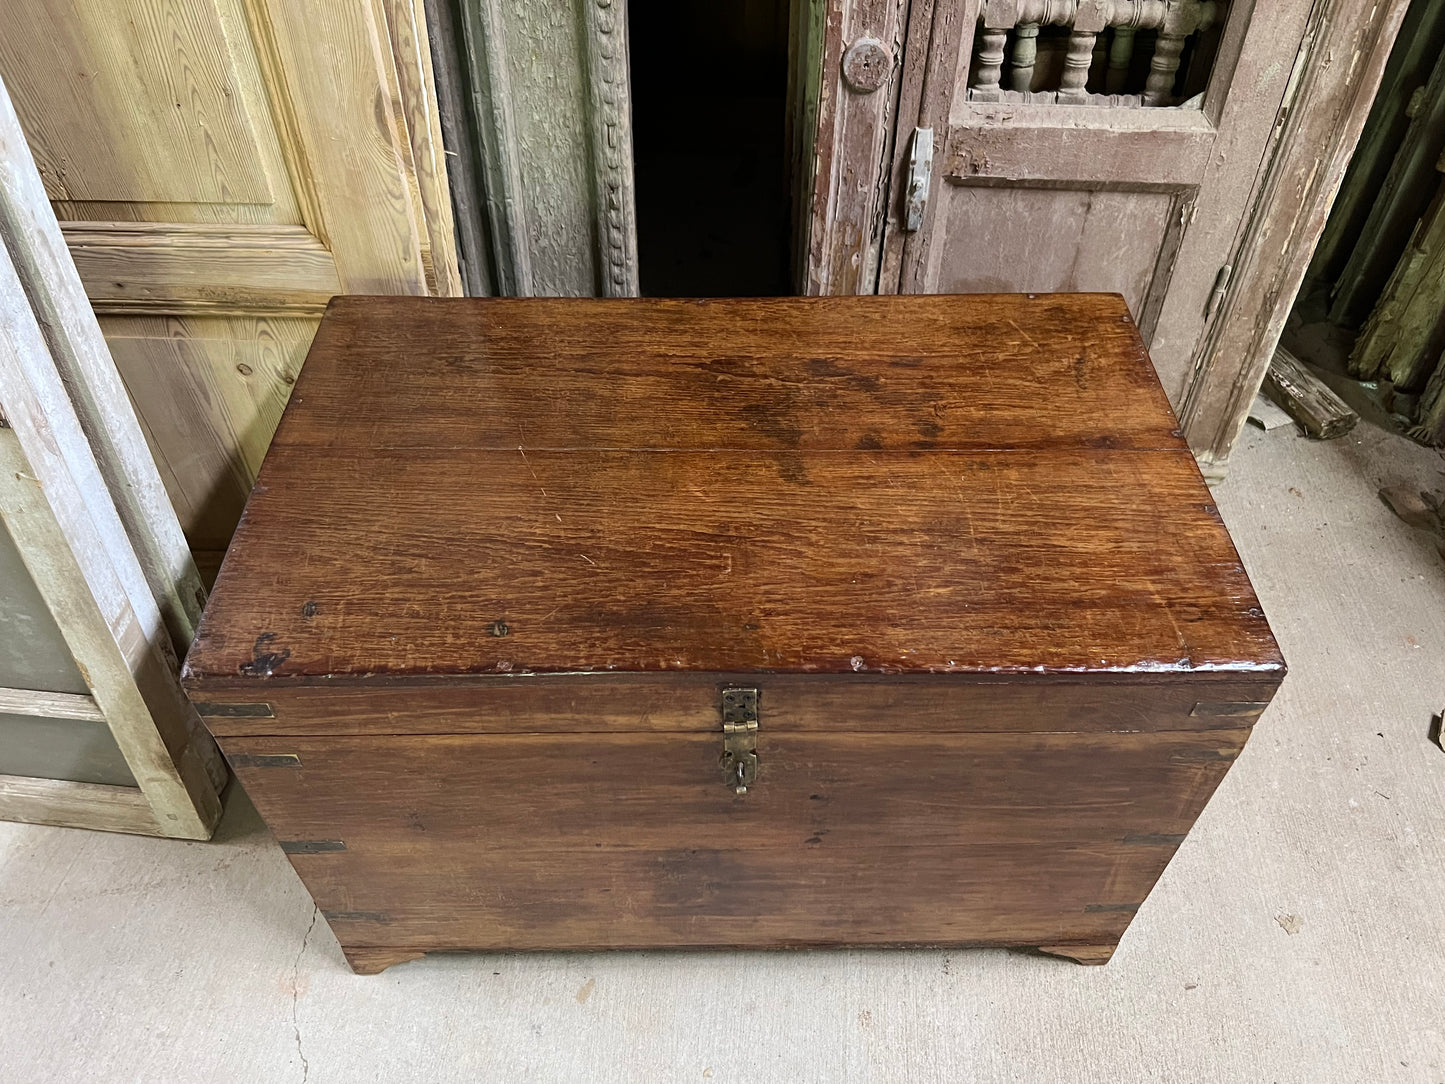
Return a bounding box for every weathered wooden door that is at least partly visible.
[882,0,1312,408]
[803,0,1355,456]
[0,0,459,570]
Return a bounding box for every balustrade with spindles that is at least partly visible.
[970,0,1223,107]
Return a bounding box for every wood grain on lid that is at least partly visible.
[183,295,1282,685]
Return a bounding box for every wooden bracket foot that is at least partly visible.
[342,946,426,975]
[1034,943,1117,966]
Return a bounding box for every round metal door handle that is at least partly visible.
[842,38,892,93]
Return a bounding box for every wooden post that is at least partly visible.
[1061,0,1109,104]
[1059,29,1099,103]
[1328,46,1445,326]
[974,27,1009,97]
[1348,184,1445,390]
[1143,33,1185,105]
[1414,357,1445,445]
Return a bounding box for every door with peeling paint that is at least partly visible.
[804,0,1320,412]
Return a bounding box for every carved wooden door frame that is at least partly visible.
[443,0,640,297]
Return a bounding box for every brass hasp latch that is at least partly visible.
[720,687,759,794]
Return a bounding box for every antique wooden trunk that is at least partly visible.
[182,294,1284,974]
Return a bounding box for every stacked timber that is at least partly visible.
[1349,176,1445,445]
[1306,0,1445,446]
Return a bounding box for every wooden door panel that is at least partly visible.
[898,0,1232,339]
[926,185,1179,314]
[64,224,342,316]
[4,0,300,221]
[1142,0,1317,403]
[102,315,314,554]
[943,109,1216,187]
[0,0,458,562]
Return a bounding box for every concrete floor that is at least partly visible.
[3,420,1444,1083]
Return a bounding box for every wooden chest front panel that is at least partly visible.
[224,722,1246,955]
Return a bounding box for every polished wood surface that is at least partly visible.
[184,294,1280,688]
[184,294,1284,970]
[267,294,1182,451]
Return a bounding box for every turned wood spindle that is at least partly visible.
[1018,0,1077,23]
[1008,23,1040,93]
[974,27,1008,95]
[1105,26,1136,93]
[1143,32,1186,105]
[1058,28,1097,104]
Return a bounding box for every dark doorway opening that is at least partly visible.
[628,0,793,297]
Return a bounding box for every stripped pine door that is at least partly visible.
[0,0,460,570]
[805,0,1323,436]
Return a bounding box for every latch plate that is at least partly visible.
[904,127,934,232]
[720,687,759,794]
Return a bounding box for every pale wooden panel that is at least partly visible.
[927,186,1175,316]
[46,200,292,226]
[64,223,342,316]
[0,417,220,838]
[0,688,106,723]
[0,518,89,695]
[0,76,223,837]
[0,712,137,787]
[1,0,276,206]
[252,0,428,293]
[101,316,315,550]
[0,773,160,834]
[0,87,209,648]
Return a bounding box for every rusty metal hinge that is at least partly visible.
[719,687,759,794]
